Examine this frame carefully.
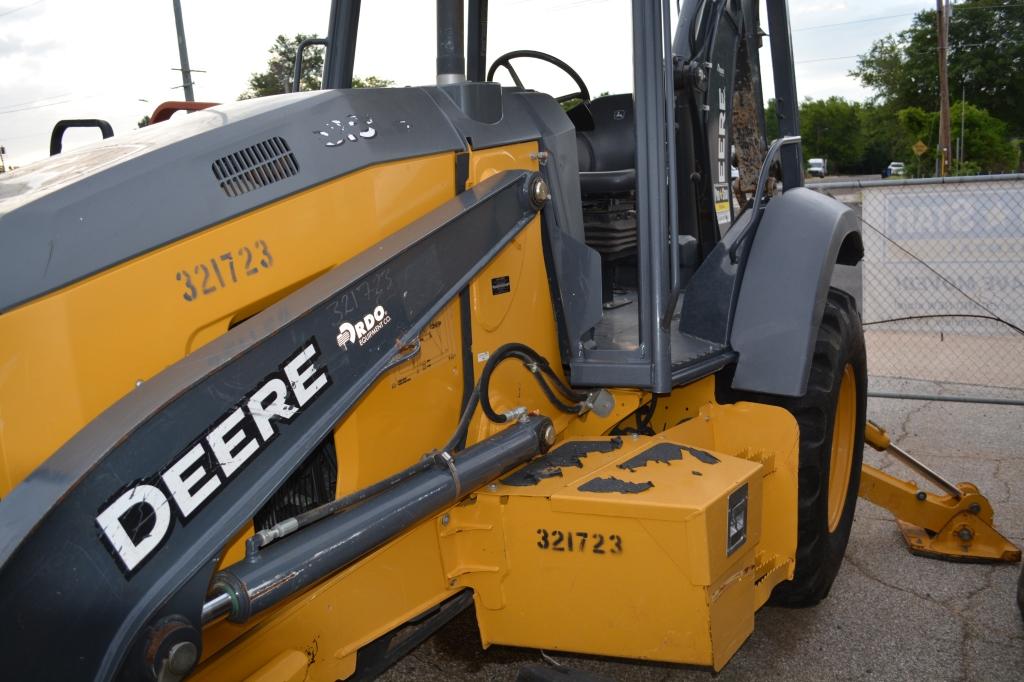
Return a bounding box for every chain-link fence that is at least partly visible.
[811,174,1024,405]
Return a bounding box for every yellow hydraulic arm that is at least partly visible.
[859,420,1020,563]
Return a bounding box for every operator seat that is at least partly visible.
[571,94,699,305]
[574,94,636,194]
[571,94,637,305]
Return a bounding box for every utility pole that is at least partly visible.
[936,0,952,176]
[0,145,6,173]
[960,82,966,166]
[172,0,195,102]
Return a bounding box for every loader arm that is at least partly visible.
[0,171,545,680]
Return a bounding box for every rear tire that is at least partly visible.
[718,288,867,607]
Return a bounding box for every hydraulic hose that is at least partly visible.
[477,343,587,423]
[443,342,586,454]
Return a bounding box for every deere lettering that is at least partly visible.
[95,340,331,574]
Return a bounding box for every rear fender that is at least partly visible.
[729,187,862,397]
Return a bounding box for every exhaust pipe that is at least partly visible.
[437,0,466,85]
[203,415,553,623]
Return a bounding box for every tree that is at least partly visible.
[897,102,1017,174]
[799,96,864,173]
[242,34,321,99]
[859,102,913,173]
[241,34,393,99]
[351,76,393,89]
[762,98,864,172]
[764,98,780,142]
[137,115,151,128]
[852,0,1024,135]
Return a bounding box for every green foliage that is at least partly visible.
[952,159,982,176]
[886,102,1016,175]
[137,115,151,129]
[800,96,864,173]
[851,0,1024,135]
[241,34,393,99]
[560,98,583,112]
[351,75,394,89]
[768,96,880,174]
[943,101,1016,172]
[765,98,779,142]
[241,34,322,99]
[858,103,910,174]
[761,95,1013,176]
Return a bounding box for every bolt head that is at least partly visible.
[441,514,450,526]
[957,527,974,541]
[529,177,550,208]
[166,641,198,676]
[542,423,556,446]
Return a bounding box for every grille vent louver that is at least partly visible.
[212,136,298,197]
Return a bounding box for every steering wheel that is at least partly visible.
[487,50,591,104]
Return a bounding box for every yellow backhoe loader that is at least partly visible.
[0,1,1016,680]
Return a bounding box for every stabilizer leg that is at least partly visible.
[859,420,1021,563]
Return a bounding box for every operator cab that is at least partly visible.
[348,0,790,392]
[486,46,701,344]
[486,49,649,303]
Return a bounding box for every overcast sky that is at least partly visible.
[0,0,938,167]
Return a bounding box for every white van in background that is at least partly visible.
[807,158,827,177]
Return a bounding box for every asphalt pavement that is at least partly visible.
[380,378,1024,681]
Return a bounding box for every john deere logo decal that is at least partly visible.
[95,340,331,575]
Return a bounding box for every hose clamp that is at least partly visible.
[438,450,462,498]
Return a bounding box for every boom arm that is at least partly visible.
[0,171,546,680]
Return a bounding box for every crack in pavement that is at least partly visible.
[869,400,932,474]
[989,460,1015,505]
[846,554,1020,680]
[844,554,964,616]
[844,555,967,680]
[959,567,996,680]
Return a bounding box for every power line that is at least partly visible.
[0,130,49,142]
[796,55,861,64]
[792,3,1024,33]
[0,77,195,118]
[0,97,78,115]
[953,2,1024,10]
[0,0,44,19]
[793,12,917,33]
[795,42,1007,66]
[0,91,76,114]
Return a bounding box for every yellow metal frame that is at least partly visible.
[439,399,799,671]
[2,140,806,680]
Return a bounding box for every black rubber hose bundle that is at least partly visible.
[444,343,585,453]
